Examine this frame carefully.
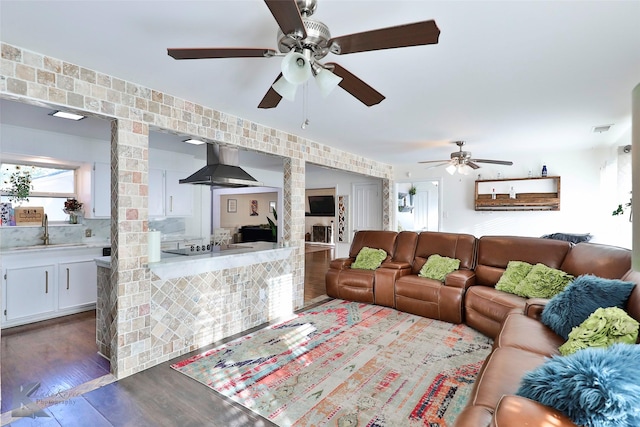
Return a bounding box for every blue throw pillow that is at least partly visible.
[541,275,635,340]
[517,344,640,427]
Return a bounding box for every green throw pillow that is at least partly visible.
[514,263,574,298]
[495,261,533,295]
[418,254,461,281]
[559,307,639,356]
[351,247,387,270]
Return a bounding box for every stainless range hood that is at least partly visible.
[179,144,263,187]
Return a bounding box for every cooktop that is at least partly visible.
[162,244,250,256]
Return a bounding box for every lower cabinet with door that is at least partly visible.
[2,247,102,328]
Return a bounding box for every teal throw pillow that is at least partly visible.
[351,247,387,270]
[514,263,574,298]
[418,254,461,281]
[495,261,533,295]
[559,307,639,356]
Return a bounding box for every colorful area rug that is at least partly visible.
[171,299,493,426]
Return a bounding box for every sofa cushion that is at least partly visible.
[517,343,640,427]
[495,313,564,356]
[418,254,460,281]
[468,347,546,411]
[513,263,574,298]
[495,261,533,295]
[351,247,387,270]
[558,307,639,356]
[541,274,636,339]
[560,242,631,279]
[465,286,528,338]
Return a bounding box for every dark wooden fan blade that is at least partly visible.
[326,62,385,107]
[168,48,277,60]
[258,73,283,109]
[328,20,440,55]
[264,0,306,39]
[418,160,450,164]
[467,161,481,169]
[472,159,514,166]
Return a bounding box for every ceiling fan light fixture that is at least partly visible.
[458,163,472,175]
[281,50,312,85]
[272,75,298,101]
[314,67,342,98]
[446,163,457,175]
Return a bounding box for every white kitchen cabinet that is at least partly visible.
[165,170,193,217]
[149,168,165,218]
[2,245,103,328]
[58,261,97,310]
[149,169,193,218]
[78,161,111,218]
[5,264,56,321]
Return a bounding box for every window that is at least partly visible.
[1,162,77,222]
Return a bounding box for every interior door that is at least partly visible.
[352,182,382,235]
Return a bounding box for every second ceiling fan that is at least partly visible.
[167,0,440,109]
[419,141,514,175]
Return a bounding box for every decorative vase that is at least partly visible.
[69,212,78,224]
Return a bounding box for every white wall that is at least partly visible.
[394,144,632,248]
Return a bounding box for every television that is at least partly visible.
[307,195,335,216]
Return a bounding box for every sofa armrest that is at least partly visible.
[329,257,353,270]
[380,261,412,270]
[445,269,476,289]
[525,298,550,319]
[491,395,577,427]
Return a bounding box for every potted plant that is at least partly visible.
[2,165,33,206]
[408,186,417,206]
[266,207,277,241]
[612,192,632,222]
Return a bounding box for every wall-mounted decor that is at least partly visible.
[269,201,276,214]
[338,195,348,242]
[227,199,237,213]
[250,200,259,216]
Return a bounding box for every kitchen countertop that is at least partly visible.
[94,241,295,280]
[1,241,111,255]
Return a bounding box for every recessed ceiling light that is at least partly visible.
[183,138,206,145]
[592,124,613,133]
[50,110,86,121]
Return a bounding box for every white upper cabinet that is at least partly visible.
[78,161,111,218]
[149,169,193,218]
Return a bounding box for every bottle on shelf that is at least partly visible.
[491,188,496,200]
[509,186,516,199]
[541,165,548,177]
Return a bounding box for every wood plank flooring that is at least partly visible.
[1,248,333,426]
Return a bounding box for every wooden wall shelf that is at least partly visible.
[475,176,561,211]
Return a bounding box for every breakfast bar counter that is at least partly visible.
[94,241,297,362]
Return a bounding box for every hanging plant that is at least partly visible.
[2,165,33,205]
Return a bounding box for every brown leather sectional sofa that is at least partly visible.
[325,230,638,427]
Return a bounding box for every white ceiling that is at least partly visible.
[1,0,639,166]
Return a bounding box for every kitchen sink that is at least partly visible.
[9,243,90,251]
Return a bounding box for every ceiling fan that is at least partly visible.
[419,141,514,175]
[167,0,440,109]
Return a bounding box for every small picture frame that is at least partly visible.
[227,199,237,213]
[269,201,276,214]
[250,200,259,216]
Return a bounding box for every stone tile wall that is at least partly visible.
[0,42,394,380]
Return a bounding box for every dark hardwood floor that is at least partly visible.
[1,246,333,426]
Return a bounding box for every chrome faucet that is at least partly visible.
[42,213,50,246]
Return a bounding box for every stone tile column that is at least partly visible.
[284,157,306,310]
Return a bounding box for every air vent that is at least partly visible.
[592,124,613,133]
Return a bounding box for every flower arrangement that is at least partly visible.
[63,198,83,224]
[63,198,83,213]
[2,165,34,205]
